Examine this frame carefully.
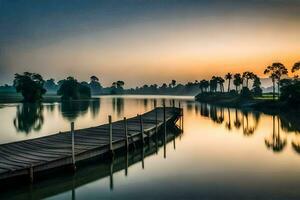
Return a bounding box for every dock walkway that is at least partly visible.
[0,106,182,182]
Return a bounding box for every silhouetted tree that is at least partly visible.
[209,77,218,92]
[292,61,300,78]
[242,71,255,88]
[13,72,46,102]
[89,75,102,94]
[111,80,125,94]
[264,63,288,100]
[233,73,243,92]
[57,77,91,100]
[292,62,300,73]
[252,75,262,96]
[280,78,300,104]
[44,78,57,93]
[217,77,225,92]
[225,73,233,92]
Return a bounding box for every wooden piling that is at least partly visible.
[109,115,114,156]
[29,164,33,183]
[123,117,128,149]
[139,115,144,145]
[163,102,166,139]
[71,122,76,170]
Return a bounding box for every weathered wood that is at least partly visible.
[124,117,129,149]
[71,122,75,169]
[0,107,180,182]
[139,115,144,145]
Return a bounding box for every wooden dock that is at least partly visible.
[0,106,182,183]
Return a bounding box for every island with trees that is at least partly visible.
[195,62,300,112]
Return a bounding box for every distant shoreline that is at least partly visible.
[195,92,299,115]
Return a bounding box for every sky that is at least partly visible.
[1,0,300,87]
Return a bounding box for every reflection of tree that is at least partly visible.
[143,99,148,110]
[292,140,300,154]
[90,99,101,117]
[45,104,55,112]
[242,111,255,136]
[265,115,287,152]
[210,106,224,124]
[112,97,124,117]
[279,114,300,134]
[60,101,89,121]
[200,103,209,117]
[225,108,232,130]
[234,109,241,129]
[13,103,44,134]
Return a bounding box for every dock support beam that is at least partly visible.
[139,115,144,145]
[163,102,166,139]
[124,117,128,150]
[29,164,33,183]
[71,122,76,171]
[109,115,114,157]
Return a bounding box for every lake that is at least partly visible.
[1,95,300,199]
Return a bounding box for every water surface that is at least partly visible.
[0,95,300,199]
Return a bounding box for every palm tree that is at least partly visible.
[209,76,218,92]
[217,77,225,92]
[199,80,204,93]
[242,71,255,88]
[203,80,209,92]
[292,62,300,73]
[233,73,242,92]
[292,62,300,78]
[264,63,288,99]
[199,79,209,93]
[225,73,233,92]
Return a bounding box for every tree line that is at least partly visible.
[4,61,300,103]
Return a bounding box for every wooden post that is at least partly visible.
[109,115,114,156]
[172,99,175,108]
[163,102,166,140]
[71,122,76,170]
[124,117,128,149]
[29,164,33,183]
[139,115,144,145]
[155,105,158,135]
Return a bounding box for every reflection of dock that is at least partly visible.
[0,106,182,183]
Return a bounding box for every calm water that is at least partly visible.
[1,95,300,199]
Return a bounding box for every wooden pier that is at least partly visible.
[0,106,182,183]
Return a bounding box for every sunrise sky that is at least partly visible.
[1,0,300,87]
